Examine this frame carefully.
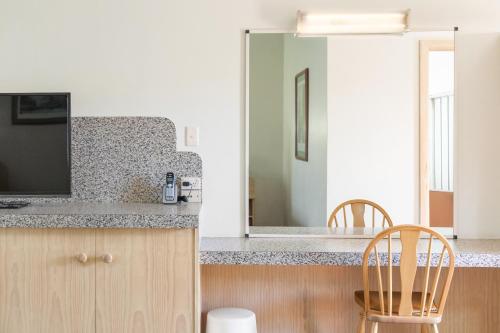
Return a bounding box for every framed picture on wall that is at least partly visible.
[295,68,309,161]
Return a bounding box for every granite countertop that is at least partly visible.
[200,237,500,268]
[0,202,201,228]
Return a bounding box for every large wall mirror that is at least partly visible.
[245,30,456,237]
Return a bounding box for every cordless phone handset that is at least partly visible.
[162,172,177,204]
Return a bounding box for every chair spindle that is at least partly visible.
[420,235,434,316]
[372,206,375,228]
[374,246,385,315]
[426,245,446,317]
[342,206,347,227]
[388,234,392,316]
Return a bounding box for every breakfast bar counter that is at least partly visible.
[200,237,500,333]
[200,236,500,267]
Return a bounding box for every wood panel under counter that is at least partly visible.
[200,237,500,333]
[0,202,201,333]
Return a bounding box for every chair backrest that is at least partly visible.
[362,225,455,318]
[327,199,393,228]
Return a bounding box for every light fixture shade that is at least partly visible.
[296,11,409,35]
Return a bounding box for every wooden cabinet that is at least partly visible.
[0,228,197,333]
[95,229,196,333]
[0,229,95,333]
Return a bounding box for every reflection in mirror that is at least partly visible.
[249,33,327,229]
[327,199,393,228]
[420,40,455,230]
[247,31,455,236]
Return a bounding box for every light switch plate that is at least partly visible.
[185,126,199,146]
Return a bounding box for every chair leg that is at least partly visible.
[421,324,431,333]
[357,312,366,333]
[370,322,378,333]
[431,324,439,333]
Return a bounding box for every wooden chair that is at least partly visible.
[355,225,455,333]
[327,199,393,228]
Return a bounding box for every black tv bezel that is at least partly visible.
[0,92,72,197]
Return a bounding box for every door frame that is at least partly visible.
[419,39,455,226]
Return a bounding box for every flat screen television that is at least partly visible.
[0,93,71,196]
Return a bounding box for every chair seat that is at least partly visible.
[354,290,438,316]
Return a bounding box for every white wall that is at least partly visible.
[455,33,500,238]
[282,35,327,226]
[249,34,285,226]
[0,0,499,237]
[327,36,419,225]
[326,32,454,227]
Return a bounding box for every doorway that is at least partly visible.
[420,40,455,228]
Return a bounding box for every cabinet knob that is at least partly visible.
[76,253,88,264]
[102,253,113,264]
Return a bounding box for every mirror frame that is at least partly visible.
[244,28,458,239]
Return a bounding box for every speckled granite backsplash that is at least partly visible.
[6,117,202,203]
[71,117,201,202]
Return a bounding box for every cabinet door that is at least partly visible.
[0,229,95,333]
[96,229,196,333]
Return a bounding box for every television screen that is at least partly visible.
[0,93,71,195]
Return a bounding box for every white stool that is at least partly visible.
[206,307,257,333]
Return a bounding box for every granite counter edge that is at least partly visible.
[0,214,199,229]
[199,250,500,268]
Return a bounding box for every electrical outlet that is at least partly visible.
[181,177,202,190]
[180,189,202,203]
